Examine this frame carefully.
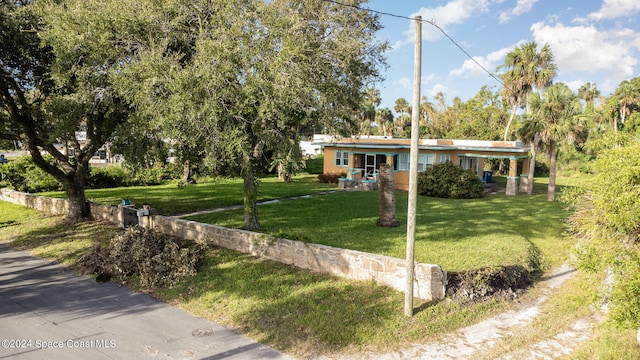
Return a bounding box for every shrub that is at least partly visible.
[304,156,324,174]
[87,166,130,188]
[534,160,550,177]
[318,172,345,184]
[417,161,483,199]
[85,227,205,288]
[567,141,640,329]
[129,166,169,186]
[0,156,61,193]
[609,249,640,328]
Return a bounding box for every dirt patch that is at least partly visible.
[446,265,537,303]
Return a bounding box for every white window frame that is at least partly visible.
[398,153,409,171]
[335,150,349,167]
[437,153,450,164]
[417,154,426,172]
[418,154,435,171]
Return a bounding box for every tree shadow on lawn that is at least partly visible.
[186,188,569,272]
[164,248,433,358]
[82,177,334,215]
[233,191,569,262]
[13,221,114,265]
[0,220,17,229]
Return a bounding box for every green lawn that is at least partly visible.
[187,190,570,273]
[40,173,573,273]
[6,171,637,359]
[42,174,335,215]
[0,200,511,358]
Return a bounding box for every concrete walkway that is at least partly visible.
[0,244,292,360]
[176,190,342,218]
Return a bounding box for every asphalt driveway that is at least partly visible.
[0,244,292,360]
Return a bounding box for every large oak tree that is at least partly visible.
[117,0,387,230]
[2,0,386,226]
[0,0,136,219]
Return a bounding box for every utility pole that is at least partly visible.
[405,15,422,317]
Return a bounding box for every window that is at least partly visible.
[335,150,349,167]
[437,153,450,164]
[398,153,409,171]
[393,153,410,171]
[418,154,434,171]
[459,157,476,170]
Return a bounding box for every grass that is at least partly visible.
[0,202,119,266]
[186,188,570,273]
[1,200,509,358]
[41,174,335,215]
[6,171,636,358]
[157,247,512,357]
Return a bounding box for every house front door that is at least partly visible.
[365,154,376,179]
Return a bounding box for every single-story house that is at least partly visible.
[315,135,531,195]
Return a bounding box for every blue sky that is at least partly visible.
[366,0,640,113]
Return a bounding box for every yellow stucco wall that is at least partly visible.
[321,142,528,191]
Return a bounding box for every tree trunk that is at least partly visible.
[527,141,537,195]
[377,163,398,227]
[498,159,507,175]
[182,160,194,184]
[547,140,557,202]
[243,163,260,230]
[503,104,517,141]
[277,163,292,182]
[65,170,90,220]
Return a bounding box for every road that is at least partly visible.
[0,244,292,360]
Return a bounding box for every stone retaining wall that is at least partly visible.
[0,188,132,227]
[1,188,69,215]
[147,215,446,301]
[1,188,447,301]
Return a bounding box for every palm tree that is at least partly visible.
[419,95,435,128]
[393,97,411,137]
[577,82,600,113]
[360,102,376,135]
[615,80,638,131]
[375,108,394,137]
[394,97,410,117]
[500,42,557,141]
[501,68,527,141]
[517,116,544,195]
[361,87,381,136]
[529,83,582,201]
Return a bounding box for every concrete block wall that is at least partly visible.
[1,188,69,215]
[1,188,447,301]
[148,215,446,301]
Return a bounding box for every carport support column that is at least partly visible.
[506,158,519,196]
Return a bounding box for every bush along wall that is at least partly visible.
[304,156,324,174]
[417,161,483,199]
[0,156,61,193]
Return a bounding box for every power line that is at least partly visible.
[320,0,508,90]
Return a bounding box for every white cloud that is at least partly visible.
[397,77,412,90]
[499,0,539,23]
[564,80,584,93]
[450,56,491,77]
[396,74,438,92]
[449,45,516,78]
[530,21,640,81]
[393,0,494,49]
[587,0,640,21]
[426,83,449,98]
